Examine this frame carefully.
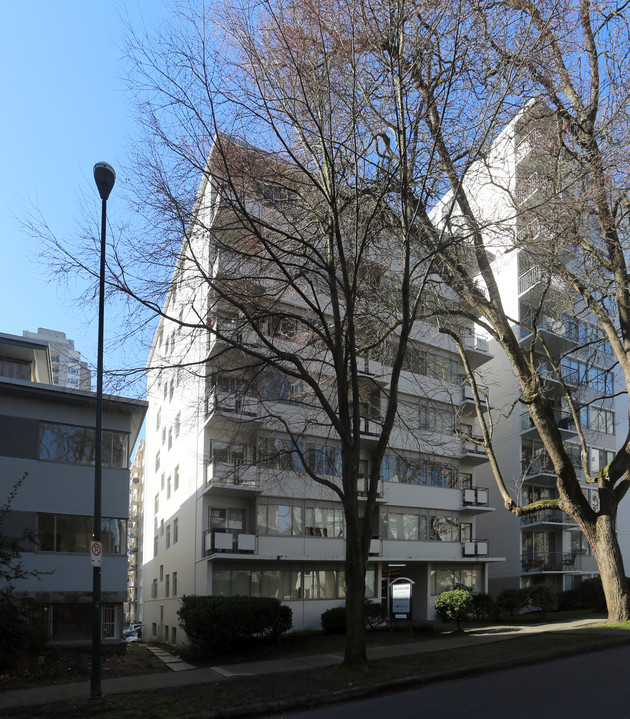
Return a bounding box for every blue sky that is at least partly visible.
[0,2,172,394]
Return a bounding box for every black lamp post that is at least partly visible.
[90,162,116,699]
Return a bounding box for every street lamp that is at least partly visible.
[90,162,116,699]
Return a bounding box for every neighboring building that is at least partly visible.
[433,103,628,596]
[23,327,92,391]
[0,331,146,643]
[127,440,145,625]
[142,138,501,645]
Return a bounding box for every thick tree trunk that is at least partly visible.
[343,528,367,667]
[585,514,630,623]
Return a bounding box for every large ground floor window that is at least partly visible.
[211,561,376,601]
[430,564,483,595]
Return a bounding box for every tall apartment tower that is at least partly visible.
[141,138,501,646]
[127,440,145,624]
[433,102,629,596]
[22,327,92,390]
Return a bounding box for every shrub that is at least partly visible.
[527,584,556,616]
[496,588,530,616]
[434,589,473,630]
[177,595,292,655]
[320,606,346,633]
[470,592,498,622]
[321,600,388,633]
[557,588,580,611]
[577,577,607,613]
[0,590,48,671]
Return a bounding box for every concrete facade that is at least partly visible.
[0,331,146,643]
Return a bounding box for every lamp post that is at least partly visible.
[90,162,116,699]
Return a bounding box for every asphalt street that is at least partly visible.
[271,643,630,719]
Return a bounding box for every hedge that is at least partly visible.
[177,595,292,654]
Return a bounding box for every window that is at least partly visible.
[171,627,177,643]
[165,575,170,597]
[169,380,174,401]
[209,507,245,530]
[175,414,181,438]
[160,519,164,536]
[172,572,178,596]
[162,427,166,445]
[381,454,457,487]
[259,437,304,471]
[151,580,158,598]
[173,519,179,544]
[166,525,171,549]
[430,565,482,595]
[417,404,454,433]
[210,440,247,464]
[154,535,158,557]
[167,475,172,499]
[152,622,157,636]
[261,372,304,405]
[174,466,180,491]
[168,429,173,450]
[37,514,126,553]
[307,445,341,476]
[156,410,161,429]
[161,472,165,491]
[155,451,161,472]
[257,502,302,535]
[581,407,615,435]
[39,422,129,468]
[154,494,159,515]
[304,506,345,537]
[103,605,116,639]
[159,565,164,582]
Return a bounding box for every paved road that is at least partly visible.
[272,643,630,719]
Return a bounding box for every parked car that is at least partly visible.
[123,623,143,641]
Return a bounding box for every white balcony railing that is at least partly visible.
[203,528,257,556]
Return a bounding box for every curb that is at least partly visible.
[177,634,630,719]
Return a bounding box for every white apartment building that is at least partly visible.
[23,327,92,391]
[142,139,502,645]
[127,439,144,624]
[0,331,146,642]
[433,103,629,596]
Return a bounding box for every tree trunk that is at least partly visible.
[586,514,630,623]
[343,528,367,668]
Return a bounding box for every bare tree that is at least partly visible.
[403,0,630,620]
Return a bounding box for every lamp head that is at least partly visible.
[93,162,116,201]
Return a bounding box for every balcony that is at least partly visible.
[462,539,489,557]
[520,509,578,526]
[521,455,556,482]
[515,128,543,165]
[518,315,578,355]
[521,551,583,573]
[203,528,257,556]
[205,389,260,423]
[519,410,577,439]
[462,486,490,509]
[205,457,261,495]
[518,267,568,298]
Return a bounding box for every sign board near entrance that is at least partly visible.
[391,582,411,615]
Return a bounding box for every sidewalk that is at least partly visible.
[0,618,621,712]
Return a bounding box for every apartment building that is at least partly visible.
[127,439,144,624]
[142,139,502,644]
[23,327,92,391]
[433,103,629,596]
[0,331,146,642]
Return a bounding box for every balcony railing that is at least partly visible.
[522,455,555,477]
[520,410,576,433]
[463,487,490,507]
[206,457,260,488]
[203,528,257,556]
[521,551,583,572]
[462,539,489,557]
[206,389,259,419]
[461,331,489,353]
[520,509,577,525]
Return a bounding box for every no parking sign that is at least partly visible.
[90,541,103,567]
